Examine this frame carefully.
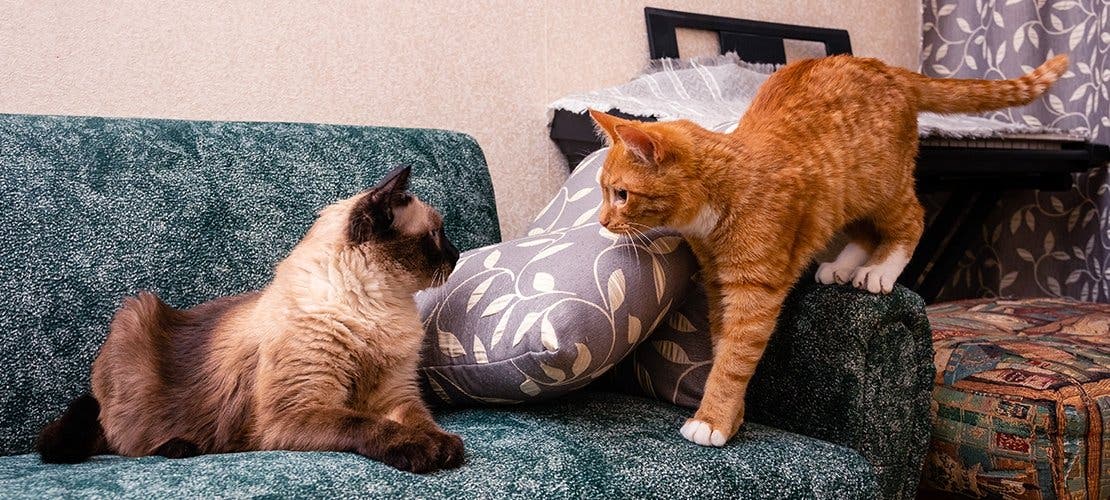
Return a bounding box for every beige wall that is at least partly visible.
[0,1,921,239]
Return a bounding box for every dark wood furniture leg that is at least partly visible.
[900,191,1001,302]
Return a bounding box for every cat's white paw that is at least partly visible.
[680,419,728,447]
[815,261,857,285]
[851,249,911,294]
[816,242,870,285]
[851,265,896,293]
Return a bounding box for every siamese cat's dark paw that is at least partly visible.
[377,435,439,473]
[370,428,465,473]
[153,438,200,459]
[432,431,465,470]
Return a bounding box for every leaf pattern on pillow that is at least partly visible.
[527,149,609,235]
[612,277,714,409]
[417,121,739,405]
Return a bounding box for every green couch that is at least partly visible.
[0,114,934,499]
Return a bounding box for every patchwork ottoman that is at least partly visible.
[921,298,1109,499]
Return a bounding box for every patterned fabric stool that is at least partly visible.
[921,298,1109,499]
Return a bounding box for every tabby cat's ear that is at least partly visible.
[589,110,666,165]
[614,124,665,165]
[588,109,623,143]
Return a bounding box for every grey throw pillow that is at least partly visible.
[608,279,713,409]
[527,149,610,235]
[415,150,698,404]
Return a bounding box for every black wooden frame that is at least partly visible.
[645,7,851,63]
[547,7,1110,302]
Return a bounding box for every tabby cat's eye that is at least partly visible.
[614,188,628,205]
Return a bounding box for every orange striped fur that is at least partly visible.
[589,54,1067,447]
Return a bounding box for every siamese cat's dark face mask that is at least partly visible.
[347,166,460,287]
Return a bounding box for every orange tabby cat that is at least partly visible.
[590,54,1067,446]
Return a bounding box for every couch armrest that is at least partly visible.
[746,282,935,500]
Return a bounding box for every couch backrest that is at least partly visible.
[0,114,500,455]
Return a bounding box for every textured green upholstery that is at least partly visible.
[746,283,935,500]
[606,282,935,500]
[0,392,879,499]
[0,114,500,455]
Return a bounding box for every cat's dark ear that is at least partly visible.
[372,165,412,196]
[589,109,623,144]
[348,166,413,243]
[614,124,666,165]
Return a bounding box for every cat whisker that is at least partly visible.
[621,229,639,267]
[628,226,650,255]
[629,228,649,267]
[626,224,663,267]
[628,222,673,267]
[612,225,641,267]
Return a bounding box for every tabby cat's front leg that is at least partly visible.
[680,283,786,447]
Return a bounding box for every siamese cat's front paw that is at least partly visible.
[375,428,465,473]
[374,431,441,473]
[680,418,733,447]
[431,430,465,469]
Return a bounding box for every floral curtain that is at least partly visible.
[921,0,1110,302]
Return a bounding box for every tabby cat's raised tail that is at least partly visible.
[36,394,109,463]
[905,54,1067,114]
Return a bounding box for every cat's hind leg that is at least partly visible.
[851,192,924,294]
[816,242,869,285]
[815,223,877,285]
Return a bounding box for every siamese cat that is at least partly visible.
[37,166,464,473]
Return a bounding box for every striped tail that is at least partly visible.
[904,54,1068,114]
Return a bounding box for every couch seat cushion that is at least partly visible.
[923,298,1109,499]
[0,392,877,499]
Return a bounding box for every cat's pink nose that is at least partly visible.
[599,211,612,227]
